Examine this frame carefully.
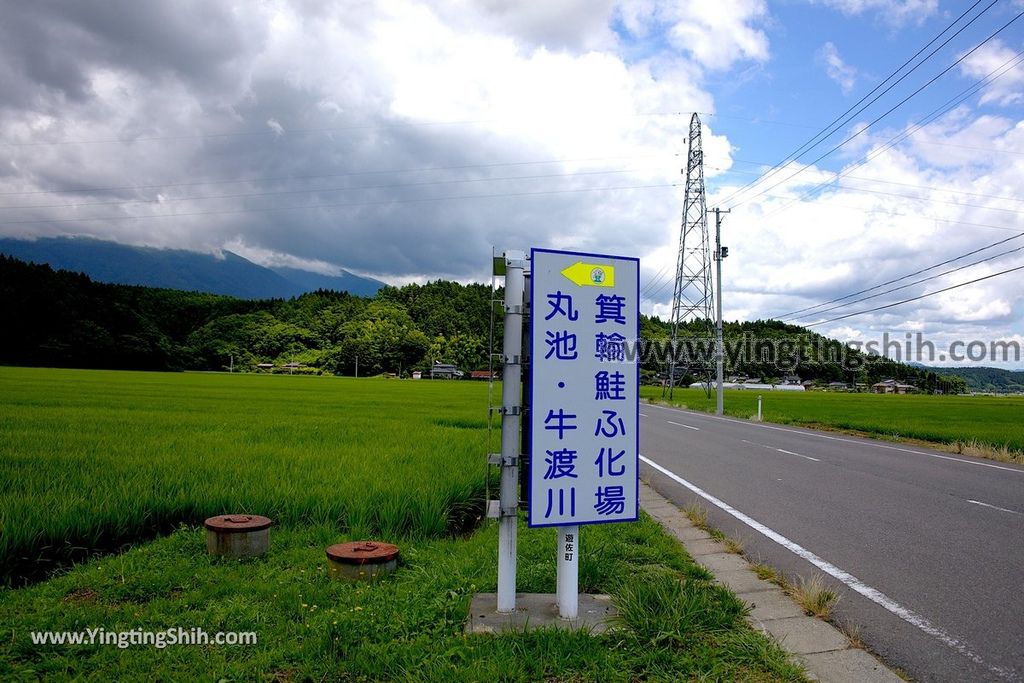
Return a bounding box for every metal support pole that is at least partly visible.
[714,209,726,416]
[557,525,579,619]
[498,250,525,614]
[757,395,763,421]
[519,274,531,511]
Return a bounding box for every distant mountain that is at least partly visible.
[929,365,1024,394]
[0,237,383,299]
[268,265,382,297]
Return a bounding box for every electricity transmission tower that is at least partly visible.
[665,113,715,399]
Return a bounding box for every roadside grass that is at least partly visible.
[750,562,782,585]
[683,503,708,528]
[0,368,493,583]
[0,367,808,680]
[788,575,839,619]
[641,386,1024,461]
[838,619,866,649]
[0,516,807,681]
[722,535,745,555]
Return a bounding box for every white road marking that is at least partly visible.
[667,420,700,431]
[741,439,820,462]
[639,412,649,417]
[967,500,1021,516]
[643,402,1024,474]
[640,454,1014,680]
[776,448,819,462]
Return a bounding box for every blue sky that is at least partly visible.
[0,0,1022,366]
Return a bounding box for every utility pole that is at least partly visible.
[355,355,359,378]
[713,208,729,416]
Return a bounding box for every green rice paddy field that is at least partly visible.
[0,367,805,681]
[641,386,1024,457]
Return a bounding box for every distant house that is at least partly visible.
[782,375,802,386]
[871,379,916,394]
[256,363,274,371]
[470,370,495,381]
[430,362,463,379]
[828,381,850,391]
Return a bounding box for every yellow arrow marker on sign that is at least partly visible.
[561,261,616,287]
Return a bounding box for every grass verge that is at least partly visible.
[0,515,807,681]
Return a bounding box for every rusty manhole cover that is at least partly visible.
[204,514,273,533]
[326,541,400,565]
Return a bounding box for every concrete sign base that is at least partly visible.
[464,593,618,635]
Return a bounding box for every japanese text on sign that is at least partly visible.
[529,249,639,527]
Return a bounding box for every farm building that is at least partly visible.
[430,362,463,379]
[871,379,917,394]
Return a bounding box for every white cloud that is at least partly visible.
[266,118,284,136]
[959,39,1024,106]
[617,0,770,71]
[1,0,1022,362]
[710,109,1024,363]
[2,0,757,281]
[812,0,938,26]
[817,42,857,94]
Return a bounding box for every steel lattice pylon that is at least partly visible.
[666,113,714,398]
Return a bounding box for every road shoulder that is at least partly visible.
[640,481,903,683]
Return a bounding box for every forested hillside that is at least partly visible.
[0,255,971,392]
[0,255,493,375]
[932,366,1024,393]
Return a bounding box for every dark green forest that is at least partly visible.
[0,255,980,392]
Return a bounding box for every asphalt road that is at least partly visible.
[639,402,1024,683]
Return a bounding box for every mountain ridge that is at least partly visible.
[0,236,383,299]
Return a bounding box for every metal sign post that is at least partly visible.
[528,248,640,620]
[497,250,526,614]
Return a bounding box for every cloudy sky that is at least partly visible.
[2,0,1023,367]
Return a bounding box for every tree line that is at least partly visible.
[0,255,969,392]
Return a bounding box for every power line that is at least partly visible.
[0,110,694,148]
[709,165,1024,218]
[645,270,678,301]
[717,0,994,208]
[0,166,670,211]
[731,7,1024,210]
[751,44,1024,221]
[0,153,678,198]
[709,161,1024,206]
[775,232,1024,317]
[788,242,1024,321]
[804,262,1024,327]
[0,181,679,228]
[641,265,671,296]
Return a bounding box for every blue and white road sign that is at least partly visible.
[528,248,640,528]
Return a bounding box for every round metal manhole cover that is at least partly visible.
[326,541,400,565]
[204,514,273,533]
